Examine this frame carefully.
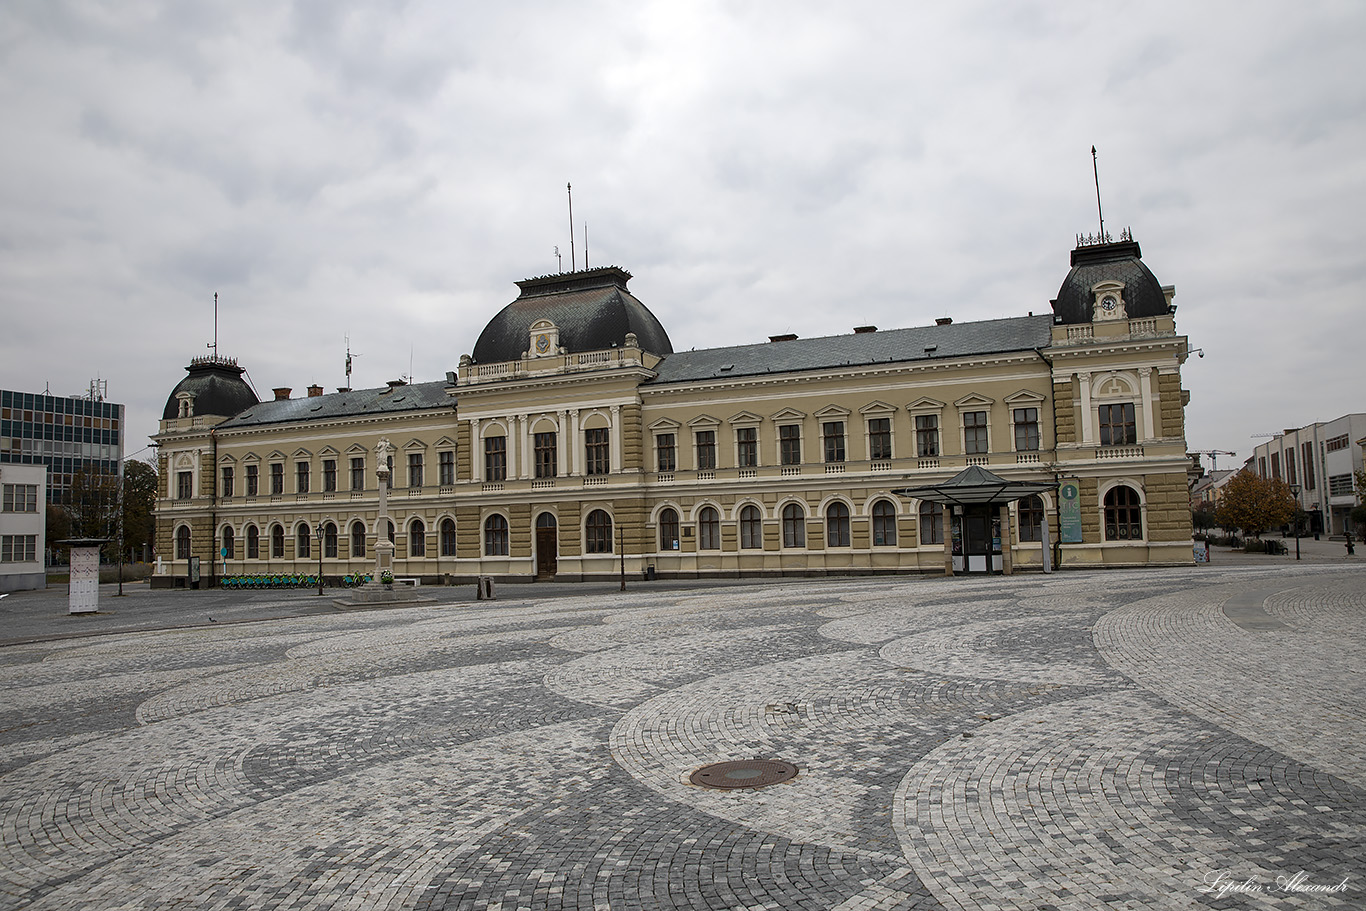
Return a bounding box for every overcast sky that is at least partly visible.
[2,1,1362,469]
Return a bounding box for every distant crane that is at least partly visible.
[1192,450,1237,472]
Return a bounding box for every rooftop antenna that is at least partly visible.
[554,245,562,272]
[584,223,589,270]
[207,292,219,359]
[1091,146,1105,239]
[567,182,576,271]
[344,334,359,389]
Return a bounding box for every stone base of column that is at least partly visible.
[333,582,435,610]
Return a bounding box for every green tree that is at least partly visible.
[1216,470,1295,539]
[121,459,158,561]
[45,503,72,563]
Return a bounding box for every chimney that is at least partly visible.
[273,387,291,401]
[935,317,952,326]
[853,326,877,334]
[769,333,798,343]
[307,385,324,398]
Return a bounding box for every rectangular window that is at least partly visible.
[535,432,557,478]
[656,433,676,472]
[915,415,939,457]
[177,471,193,500]
[407,452,424,488]
[822,422,845,463]
[323,459,337,492]
[1013,407,1040,451]
[868,418,892,460]
[585,428,610,475]
[439,451,455,486]
[1270,451,1281,480]
[1326,434,1349,452]
[1,535,37,562]
[246,464,259,496]
[1,484,38,512]
[963,411,989,455]
[779,425,801,466]
[1329,474,1354,497]
[270,463,284,495]
[695,430,716,470]
[220,467,234,498]
[1098,403,1137,446]
[1285,449,1297,487]
[1302,441,1316,490]
[736,427,758,467]
[484,436,507,481]
[296,462,310,493]
[350,457,365,491]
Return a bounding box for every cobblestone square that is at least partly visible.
[2,560,1362,909]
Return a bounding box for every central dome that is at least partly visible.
[471,266,673,363]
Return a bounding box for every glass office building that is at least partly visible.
[0,388,125,505]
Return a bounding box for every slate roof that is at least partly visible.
[215,381,452,430]
[646,314,1055,386]
[162,357,259,421]
[1051,239,1170,325]
[472,267,673,363]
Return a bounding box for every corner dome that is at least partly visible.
[1051,234,1172,325]
[471,266,673,363]
[162,356,259,420]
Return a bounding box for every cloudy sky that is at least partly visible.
[2,1,1362,468]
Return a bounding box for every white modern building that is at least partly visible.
[1250,413,1366,536]
[1,463,46,592]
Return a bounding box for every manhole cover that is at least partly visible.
[689,759,799,790]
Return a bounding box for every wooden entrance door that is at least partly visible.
[535,514,557,579]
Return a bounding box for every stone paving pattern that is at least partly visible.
[1,560,1362,910]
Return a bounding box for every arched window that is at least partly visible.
[271,524,285,558]
[659,508,679,551]
[871,500,897,546]
[919,502,943,545]
[484,514,509,556]
[586,509,613,554]
[1018,495,1045,543]
[351,521,366,558]
[740,505,763,549]
[323,522,338,558]
[386,520,395,544]
[297,524,312,559]
[440,518,457,557]
[1105,486,1143,540]
[409,519,425,557]
[246,524,260,559]
[221,526,235,560]
[782,503,806,548]
[698,506,720,550]
[826,502,850,547]
[175,525,191,560]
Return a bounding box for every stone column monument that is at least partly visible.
[333,437,431,609]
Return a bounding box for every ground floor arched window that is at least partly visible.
[485,514,509,556]
[740,505,763,549]
[271,524,285,558]
[409,519,425,557]
[826,502,850,547]
[1018,495,1045,543]
[586,509,613,554]
[296,524,312,559]
[1105,486,1143,540]
[246,524,259,559]
[659,508,679,551]
[351,521,366,558]
[440,518,457,556]
[323,522,338,558]
[871,500,897,546]
[175,525,191,560]
[698,506,720,550]
[782,503,805,548]
[221,526,234,560]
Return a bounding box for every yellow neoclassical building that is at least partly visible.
[152,232,1194,586]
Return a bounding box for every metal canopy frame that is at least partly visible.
[892,465,1054,507]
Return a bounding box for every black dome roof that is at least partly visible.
[162,356,259,420]
[1051,237,1171,325]
[472,266,673,363]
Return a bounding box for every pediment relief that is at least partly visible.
[433,436,457,449]
[1094,372,1136,398]
[728,411,762,425]
[647,417,681,431]
[242,452,260,463]
[319,445,339,456]
[686,414,721,428]
[268,451,286,462]
[292,448,313,459]
[346,443,368,454]
[217,453,237,465]
[173,453,195,469]
[858,400,896,415]
[1004,389,1047,405]
[770,407,806,421]
[402,438,428,451]
[814,404,851,419]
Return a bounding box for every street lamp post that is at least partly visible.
[314,522,325,594]
[1289,484,1301,561]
